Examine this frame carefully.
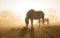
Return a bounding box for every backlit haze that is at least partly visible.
[0,0,60,27]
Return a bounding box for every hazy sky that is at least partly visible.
[0,0,60,24]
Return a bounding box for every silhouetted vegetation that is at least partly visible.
[0,25,59,38]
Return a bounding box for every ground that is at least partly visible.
[0,25,60,38]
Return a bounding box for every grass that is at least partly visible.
[0,25,60,38]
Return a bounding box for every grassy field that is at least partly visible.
[0,25,60,38]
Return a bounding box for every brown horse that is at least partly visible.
[37,18,49,24]
[25,9,45,28]
[44,18,49,24]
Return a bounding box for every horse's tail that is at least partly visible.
[25,17,29,27]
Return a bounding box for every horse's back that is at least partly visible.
[26,9,44,19]
[36,11,44,18]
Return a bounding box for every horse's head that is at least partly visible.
[25,17,29,27]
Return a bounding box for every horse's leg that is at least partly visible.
[42,18,44,24]
[47,20,49,27]
[31,19,33,28]
[25,18,29,28]
[42,18,45,28]
[42,18,44,27]
[30,19,35,38]
[47,20,49,24]
[39,18,40,29]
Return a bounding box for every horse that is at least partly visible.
[25,9,45,28]
[37,18,49,24]
[44,18,49,24]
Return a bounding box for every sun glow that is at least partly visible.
[0,0,60,25]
